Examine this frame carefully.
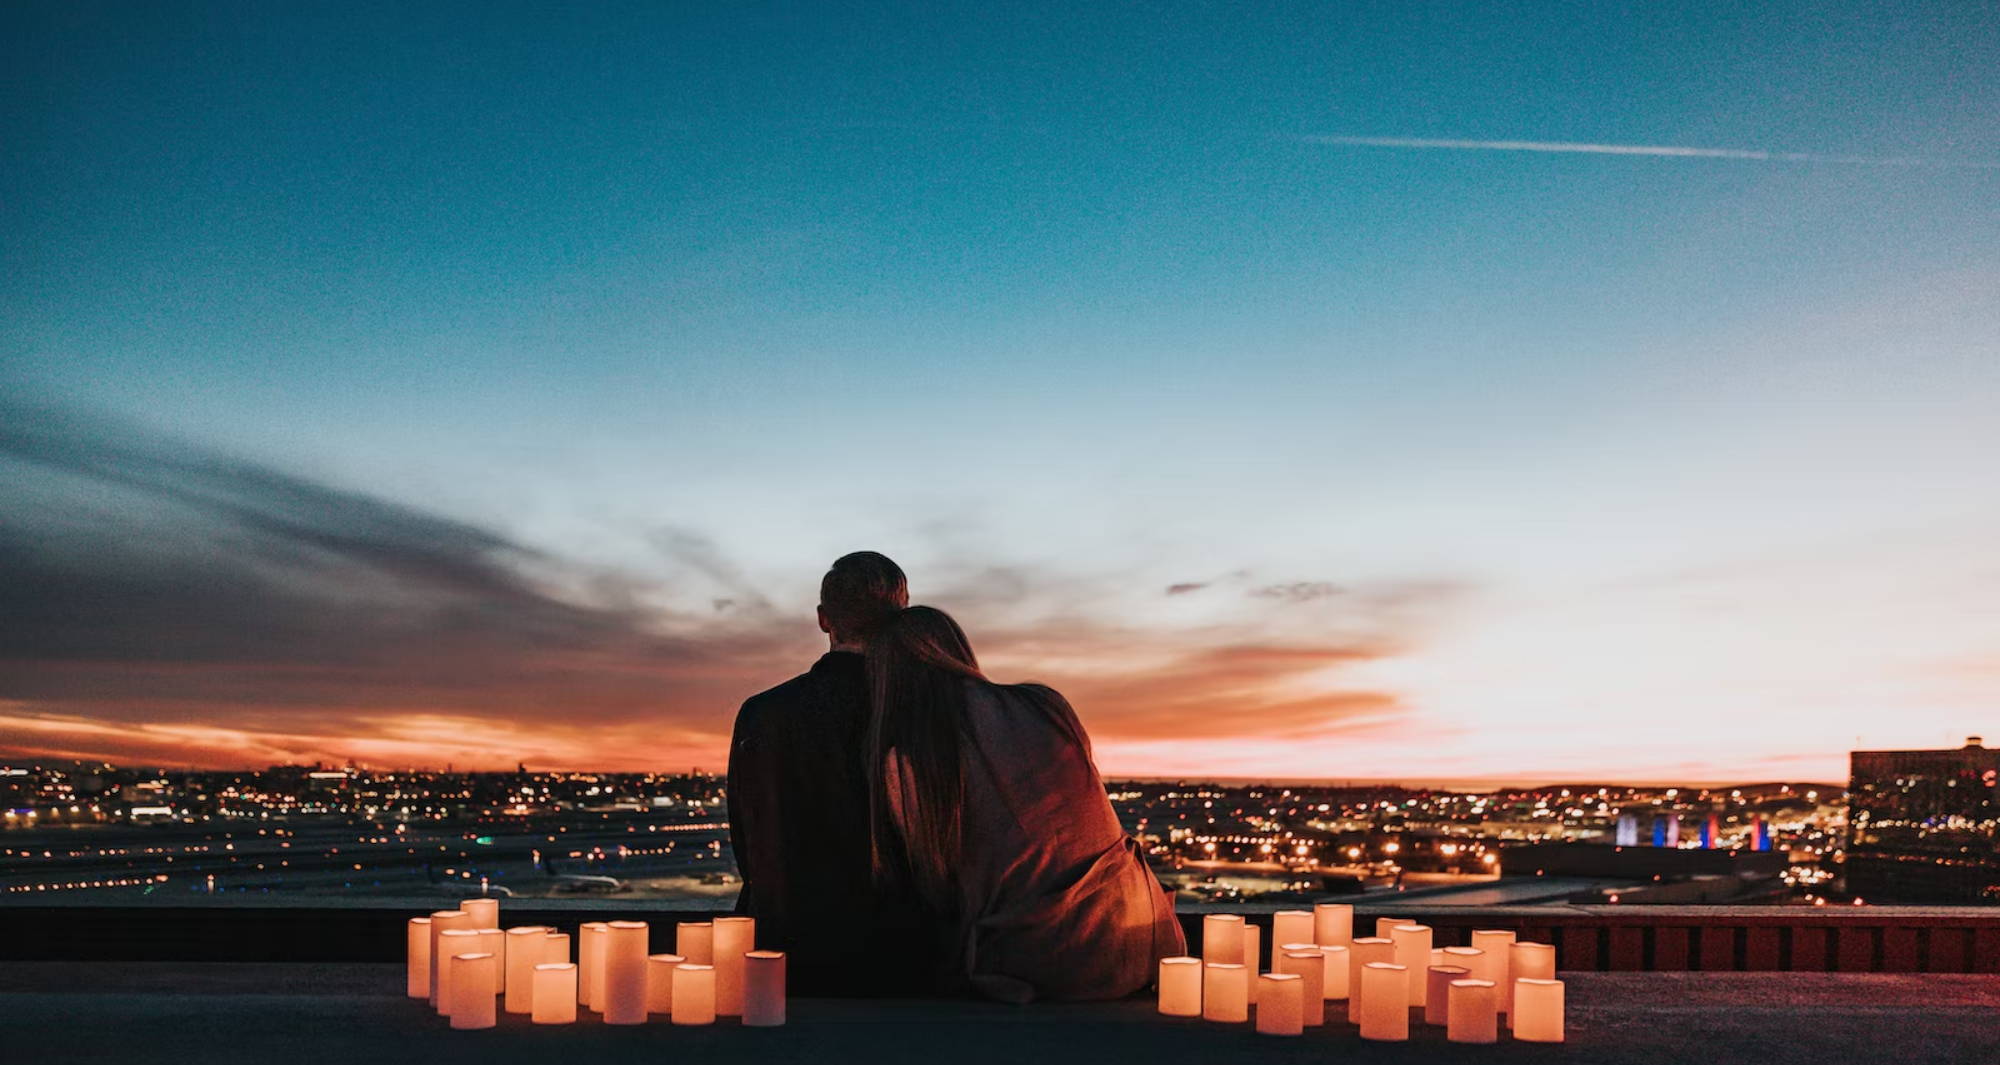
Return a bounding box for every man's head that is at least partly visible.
[818,551,908,650]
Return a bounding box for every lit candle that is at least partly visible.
[1157,956,1202,1017]
[1446,978,1497,1043]
[1346,938,1393,1024]
[647,953,684,1015]
[1201,914,1244,965]
[1242,924,1261,973]
[1318,945,1350,1001]
[504,926,549,1013]
[1389,924,1433,1006]
[1357,962,1409,1041]
[475,927,505,992]
[743,951,786,1027]
[1272,911,1314,950]
[1443,945,1483,973]
[1468,930,1515,1006]
[1254,973,1304,1036]
[1312,903,1353,948]
[1424,965,1469,1025]
[460,898,499,930]
[531,963,577,1024]
[1512,978,1565,1042]
[427,910,470,1006]
[671,963,716,1025]
[676,921,714,965]
[712,915,755,1016]
[1374,917,1409,938]
[1275,948,1325,1025]
[1506,942,1555,1024]
[601,920,650,1025]
[435,929,481,1016]
[405,917,432,998]
[447,953,498,1030]
[542,930,570,967]
[579,922,609,1009]
[1201,963,1247,1022]
[1429,947,1446,971]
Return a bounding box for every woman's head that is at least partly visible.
[866,605,981,682]
[865,605,983,908]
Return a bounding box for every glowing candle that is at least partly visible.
[1318,945,1350,1001]
[676,921,714,965]
[1276,948,1325,1025]
[1242,924,1261,973]
[531,963,577,1024]
[1507,942,1555,1023]
[435,929,481,1016]
[1157,956,1202,1017]
[427,910,470,1006]
[647,953,684,1015]
[1468,930,1515,1005]
[1272,911,1314,951]
[460,898,499,930]
[1512,978,1565,1042]
[671,963,716,1025]
[1346,938,1393,1024]
[1374,917,1409,938]
[1201,914,1244,965]
[542,931,570,967]
[405,917,432,998]
[1390,924,1433,1006]
[1202,963,1248,1022]
[743,951,786,1026]
[1312,903,1352,949]
[602,920,650,1024]
[504,926,549,1012]
[1446,978,1497,1043]
[475,928,505,992]
[1254,972,1303,1035]
[579,921,609,1009]
[1424,965,1469,1025]
[712,915,755,1016]
[447,953,498,1030]
[1443,945,1483,973]
[1430,948,1446,971]
[1358,963,1409,1041]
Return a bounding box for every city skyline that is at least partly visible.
[5,3,1998,782]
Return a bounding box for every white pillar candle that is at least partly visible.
[460,897,499,930]
[1506,942,1555,1023]
[647,953,684,1015]
[531,963,577,1025]
[1201,963,1248,1022]
[676,921,714,965]
[1424,965,1469,1025]
[1157,956,1202,1017]
[1389,924,1433,1006]
[475,927,505,992]
[447,953,498,1029]
[1254,972,1304,1035]
[435,929,482,1016]
[671,963,716,1025]
[1446,978,1498,1043]
[1346,938,1393,1024]
[743,951,786,1027]
[1242,924,1261,973]
[602,920,650,1025]
[1357,963,1409,1041]
[1468,930,1515,1008]
[405,917,432,998]
[579,922,609,1009]
[542,931,570,969]
[504,926,548,1012]
[427,910,470,1006]
[712,915,755,1016]
[1313,903,1353,948]
[1512,978,1565,1042]
[1272,911,1314,950]
[1275,949,1325,1025]
[1374,917,1409,938]
[1201,914,1244,965]
[1443,945,1483,973]
[1430,948,1446,971]
[1318,945,1350,1001]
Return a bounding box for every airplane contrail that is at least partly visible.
[1304,135,2000,169]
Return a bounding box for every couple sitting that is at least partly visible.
[727,551,1186,1002]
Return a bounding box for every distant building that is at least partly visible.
[1847,737,2000,903]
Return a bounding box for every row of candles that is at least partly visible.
[1160,905,1565,1043]
[406,899,785,1030]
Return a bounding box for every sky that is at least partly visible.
[2,1,1997,784]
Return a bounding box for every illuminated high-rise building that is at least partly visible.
[1846,737,2000,903]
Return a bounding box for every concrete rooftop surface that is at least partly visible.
[4,964,1995,1065]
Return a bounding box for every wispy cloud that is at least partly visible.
[1304,135,2000,169]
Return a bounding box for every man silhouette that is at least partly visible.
[726,551,926,993]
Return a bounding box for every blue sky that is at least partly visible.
[3,1,1996,780]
